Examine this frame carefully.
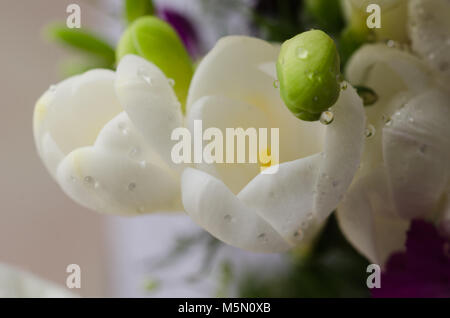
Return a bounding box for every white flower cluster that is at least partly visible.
[33,0,449,261]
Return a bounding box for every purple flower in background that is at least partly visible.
[158,8,201,58]
[372,220,450,298]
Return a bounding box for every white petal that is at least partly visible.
[409,0,450,87]
[383,89,450,219]
[34,70,123,156]
[57,112,182,215]
[238,154,322,246]
[186,95,271,194]
[346,44,432,96]
[115,55,184,171]
[314,83,366,221]
[187,36,279,113]
[181,168,291,253]
[337,166,409,265]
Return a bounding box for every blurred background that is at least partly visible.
[0,0,373,297]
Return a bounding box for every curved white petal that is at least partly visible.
[187,36,280,114]
[0,263,77,298]
[186,95,271,194]
[181,168,291,253]
[383,89,450,219]
[238,154,322,246]
[314,83,366,221]
[346,44,432,96]
[115,55,184,171]
[57,112,182,215]
[33,70,123,176]
[409,0,450,87]
[337,166,409,265]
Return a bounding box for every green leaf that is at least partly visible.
[59,57,114,78]
[117,16,194,111]
[45,24,115,66]
[124,0,155,24]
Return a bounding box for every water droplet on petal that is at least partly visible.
[84,176,94,185]
[128,182,136,191]
[365,124,376,138]
[129,147,141,159]
[382,114,392,126]
[224,214,234,223]
[341,82,348,90]
[387,40,396,48]
[297,47,309,59]
[139,160,147,168]
[117,122,129,136]
[138,68,153,85]
[258,233,268,243]
[168,78,175,87]
[294,229,304,240]
[49,85,57,93]
[320,111,334,125]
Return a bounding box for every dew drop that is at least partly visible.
[273,80,279,88]
[128,182,136,191]
[129,147,141,159]
[313,96,319,102]
[168,78,175,87]
[257,233,268,243]
[387,40,396,48]
[297,47,309,59]
[365,124,376,138]
[84,176,94,185]
[294,229,304,240]
[341,82,348,90]
[307,72,315,81]
[117,122,129,136]
[382,114,392,126]
[49,85,57,93]
[138,68,152,85]
[306,212,314,220]
[139,160,147,168]
[224,214,234,223]
[320,111,334,125]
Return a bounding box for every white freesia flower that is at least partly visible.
[344,0,450,87]
[181,36,366,252]
[338,43,450,265]
[0,263,76,298]
[33,55,185,215]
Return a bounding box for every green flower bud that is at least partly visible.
[117,16,194,112]
[277,30,341,121]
